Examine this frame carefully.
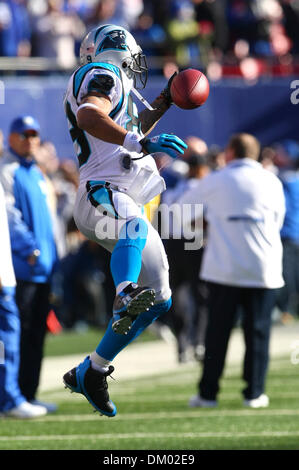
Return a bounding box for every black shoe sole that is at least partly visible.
[112,289,155,335]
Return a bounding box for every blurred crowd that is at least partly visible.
[0,0,299,77]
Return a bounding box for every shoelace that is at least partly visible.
[107,366,116,381]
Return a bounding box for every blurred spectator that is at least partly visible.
[280,0,299,54]
[86,0,144,31]
[34,146,112,331]
[166,0,200,67]
[85,0,120,30]
[64,0,97,20]
[0,115,58,414]
[227,0,266,55]
[35,141,79,258]
[0,0,31,57]
[227,0,293,59]
[164,0,229,69]
[116,0,144,29]
[131,11,167,73]
[163,152,211,362]
[34,140,64,258]
[58,158,79,188]
[206,144,226,171]
[143,0,171,29]
[277,141,299,322]
[0,129,3,157]
[36,140,60,175]
[30,0,86,68]
[57,240,114,330]
[183,135,208,162]
[52,158,79,252]
[259,146,279,174]
[193,0,229,56]
[159,136,207,192]
[34,140,59,214]
[162,60,179,81]
[179,133,286,408]
[0,181,47,419]
[158,154,188,191]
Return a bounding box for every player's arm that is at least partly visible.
[138,72,177,136]
[77,95,187,158]
[76,93,127,145]
[138,95,170,136]
[76,92,187,159]
[76,72,187,158]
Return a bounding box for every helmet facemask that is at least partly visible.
[123,50,148,89]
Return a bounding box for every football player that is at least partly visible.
[62,24,187,417]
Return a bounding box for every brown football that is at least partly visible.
[170,68,210,110]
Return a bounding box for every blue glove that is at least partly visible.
[140,134,188,159]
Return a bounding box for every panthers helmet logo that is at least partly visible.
[96,29,128,56]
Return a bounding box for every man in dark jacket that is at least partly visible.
[0,116,58,413]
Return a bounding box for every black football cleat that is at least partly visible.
[63,356,116,417]
[112,283,155,335]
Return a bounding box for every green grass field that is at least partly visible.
[1,348,299,450]
[43,326,158,357]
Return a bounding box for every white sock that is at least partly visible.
[116,281,132,295]
[90,352,111,373]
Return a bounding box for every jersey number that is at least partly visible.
[125,94,139,132]
[65,101,91,167]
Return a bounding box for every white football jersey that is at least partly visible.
[64,61,160,190]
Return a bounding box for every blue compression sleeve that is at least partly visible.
[110,217,148,286]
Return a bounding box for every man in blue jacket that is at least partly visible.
[0,116,58,413]
[0,181,47,418]
[278,152,299,321]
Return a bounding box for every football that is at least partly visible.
[170,68,210,110]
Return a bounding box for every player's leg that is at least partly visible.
[63,230,168,416]
[101,188,157,334]
[110,217,156,335]
[93,220,172,361]
[63,184,118,416]
[87,185,157,334]
[63,185,164,416]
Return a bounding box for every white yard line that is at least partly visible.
[1,431,299,441]
[41,390,299,402]
[3,408,299,424]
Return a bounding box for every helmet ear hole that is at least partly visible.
[122,62,127,69]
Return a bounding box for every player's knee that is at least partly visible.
[154,297,172,317]
[138,297,172,328]
[117,217,148,251]
[150,280,172,306]
[149,297,172,320]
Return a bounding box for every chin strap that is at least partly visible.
[131,87,156,111]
